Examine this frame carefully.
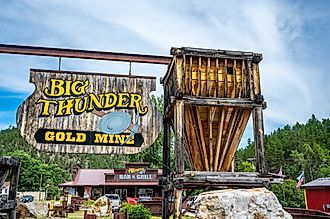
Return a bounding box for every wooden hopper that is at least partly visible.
[163,47,264,172]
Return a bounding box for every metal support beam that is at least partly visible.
[0,43,171,65]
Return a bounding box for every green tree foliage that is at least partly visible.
[237,161,255,172]
[0,95,165,192]
[5,150,69,197]
[120,203,152,219]
[271,179,305,208]
[236,115,330,207]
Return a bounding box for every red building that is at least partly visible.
[302,178,330,212]
[60,162,162,200]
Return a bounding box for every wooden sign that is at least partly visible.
[17,69,162,154]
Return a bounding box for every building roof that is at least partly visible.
[60,167,162,187]
[302,177,330,188]
[1,182,10,189]
[60,169,114,186]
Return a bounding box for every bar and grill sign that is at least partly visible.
[17,69,162,154]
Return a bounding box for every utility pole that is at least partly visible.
[39,174,43,201]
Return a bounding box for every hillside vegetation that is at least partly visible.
[1,112,329,207]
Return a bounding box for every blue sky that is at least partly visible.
[0,0,330,147]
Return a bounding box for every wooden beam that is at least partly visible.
[173,171,271,188]
[222,110,251,170]
[176,57,184,95]
[214,108,225,171]
[219,109,240,169]
[0,43,171,64]
[179,96,262,108]
[182,55,186,95]
[189,56,193,95]
[162,118,171,219]
[233,60,238,98]
[197,57,202,96]
[174,189,183,219]
[247,60,254,100]
[184,112,195,169]
[207,57,211,96]
[170,47,263,62]
[174,100,185,174]
[215,58,219,97]
[195,106,209,171]
[208,107,215,171]
[253,106,267,175]
[224,58,228,97]
[188,106,208,170]
[241,60,245,97]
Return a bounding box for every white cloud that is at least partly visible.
[0,0,329,141]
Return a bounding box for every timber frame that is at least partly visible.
[161,47,272,219]
[0,43,276,219]
[0,157,20,219]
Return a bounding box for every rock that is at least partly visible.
[16,201,48,218]
[195,188,292,219]
[25,202,48,217]
[91,196,112,217]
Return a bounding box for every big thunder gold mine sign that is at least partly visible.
[17,69,162,154]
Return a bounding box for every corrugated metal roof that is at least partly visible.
[60,169,113,186]
[302,177,330,188]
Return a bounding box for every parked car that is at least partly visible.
[21,195,34,203]
[138,196,152,202]
[105,194,121,211]
[126,197,138,204]
[186,196,198,212]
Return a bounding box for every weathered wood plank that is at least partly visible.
[233,60,237,98]
[189,56,193,95]
[253,106,266,175]
[173,171,271,187]
[188,106,207,170]
[215,58,219,98]
[195,106,209,171]
[224,58,228,97]
[208,107,214,171]
[214,108,225,171]
[180,96,262,108]
[218,109,239,168]
[17,69,162,155]
[253,63,261,96]
[174,99,185,174]
[222,109,251,170]
[247,60,254,100]
[207,57,211,96]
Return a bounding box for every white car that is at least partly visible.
[105,194,121,211]
[187,196,198,212]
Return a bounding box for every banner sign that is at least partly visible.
[117,168,155,181]
[17,69,162,154]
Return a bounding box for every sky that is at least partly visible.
[0,0,330,147]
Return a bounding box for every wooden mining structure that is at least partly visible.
[161,47,269,219]
[0,44,274,219]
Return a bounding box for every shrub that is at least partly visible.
[83,199,94,207]
[120,202,152,219]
